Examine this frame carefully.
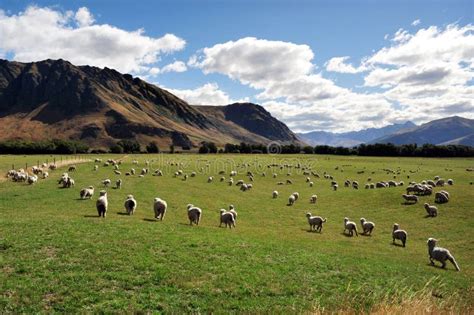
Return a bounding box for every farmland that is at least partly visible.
[1,154,473,313]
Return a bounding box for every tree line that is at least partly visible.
[1,139,473,157]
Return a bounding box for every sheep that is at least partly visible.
[292,192,299,201]
[360,218,375,235]
[220,176,225,182]
[435,179,445,187]
[286,179,293,184]
[352,181,359,189]
[310,194,318,204]
[207,176,213,183]
[68,166,76,172]
[228,178,234,186]
[42,171,49,179]
[103,179,111,187]
[114,164,120,171]
[309,181,314,187]
[27,175,38,185]
[141,168,148,176]
[96,191,108,218]
[228,205,237,224]
[93,165,99,171]
[124,195,137,215]
[130,168,136,175]
[435,191,449,204]
[80,186,95,199]
[116,179,122,189]
[240,184,249,191]
[333,184,338,191]
[365,184,370,189]
[288,195,296,206]
[427,238,460,271]
[343,217,358,236]
[219,209,235,228]
[272,191,279,199]
[114,170,121,175]
[191,172,197,177]
[447,179,454,185]
[187,204,202,225]
[153,198,167,220]
[306,213,326,232]
[344,180,350,187]
[402,194,419,204]
[392,223,407,247]
[424,203,438,217]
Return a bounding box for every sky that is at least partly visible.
[0,0,472,133]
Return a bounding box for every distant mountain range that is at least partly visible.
[299,117,474,147]
[0,59,300,148]
[297,121,416,147]
[370,116,474,146]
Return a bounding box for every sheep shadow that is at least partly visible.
[391,242,405,247]
[83,215,100,218]
[305,229,322,234]
[341,232,358,238]
[424,215,436,218]
[143,218,157,222]
[401,202,416,206]
[427,263,451,271]
[116,212,131,216]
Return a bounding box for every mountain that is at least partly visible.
[371,116,474,146]
[0,59,299,148]
[298,121,416,147]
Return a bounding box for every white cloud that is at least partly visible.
[190,25,474,132]
[166,83,247,105]
[0,6,186,74]
[412,19,421,26]
[160,60,187,73]
[325,56,366,73]
[75,7,94,27]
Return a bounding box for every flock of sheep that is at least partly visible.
[4,157,462,272]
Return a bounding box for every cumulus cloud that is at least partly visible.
[412,19,421,26]
[166,83,247,105]
[160,60,187,73]
[191,25,473,132]
[0,6,186,74]
[325,56,367,73]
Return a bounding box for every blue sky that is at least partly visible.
[0,0,472,132]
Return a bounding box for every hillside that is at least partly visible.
[371,116,474,146]
[0,59,299,148]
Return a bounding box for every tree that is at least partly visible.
[146,142,160,153]
[110,144,124,154]
[117,140,140,153]
[169,144,175,153]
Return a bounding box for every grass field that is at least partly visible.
[1,154,473,313]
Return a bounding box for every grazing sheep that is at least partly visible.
[27,175,38,185]
[435,191,449,204]
[309,181,314,187]
[292,192,299,201]
[365,184,370,189]
[447,179,454,185]
[333,184,339,191]
[116,179,122,189]
[42,171,49,179]
[207,176,213,183]
[94,165,99,171]
[424,203,438,217]
[219,209,235,228]
[310,194,317,204]
[114,170,121,175]
[96,191,108,218]
[343,217,358,236]
[392,224,407,247]
[68,166,76,172]
[187,204,202,225]
[141,168,148,176]
[153,198,167,220]
[306,213,326,232]
[402,194,419,204]
[286,179,293,184]
[124,195,137,215]
[360,218,375,235]
[80,186,94,199]
[352,181,359,189]
[427,238,460,271]
[228,205,237,224]
[240,184,249,191]
[220,176,225,182]
[272,190,279,199]
[435,179,445,187]
[288,195,296,206]
[228,178,234,186]
[103,179,111,187]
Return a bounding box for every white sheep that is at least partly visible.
[435,191,449,204]
[208,176,214,183]
[447,179,454,185]
[103,179,111,187]
[309,181,314,187]
[343,217,358,236]
[80,186,94,199]
[228,178,234,186]
[219,209,235,228]
[288,195,296,206]
[96,191,108,218]
[292,192,299,201]
[392,223,407,247]
[310,194,318,204]
[306,213,326,232]
[187,204,202,225]
[228,205,237,224]
[27,175,38,185]
[116,179,122,189]
[333,184,339,191]
[124,195,137,215]
[153,198,167,220]
[360,218,375,235]
[42,171,49,179]
[427,238,460,271]
[93,165,99,171]
[424,203,438,217]
[402,194,418,204]
[272,191,279,199]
